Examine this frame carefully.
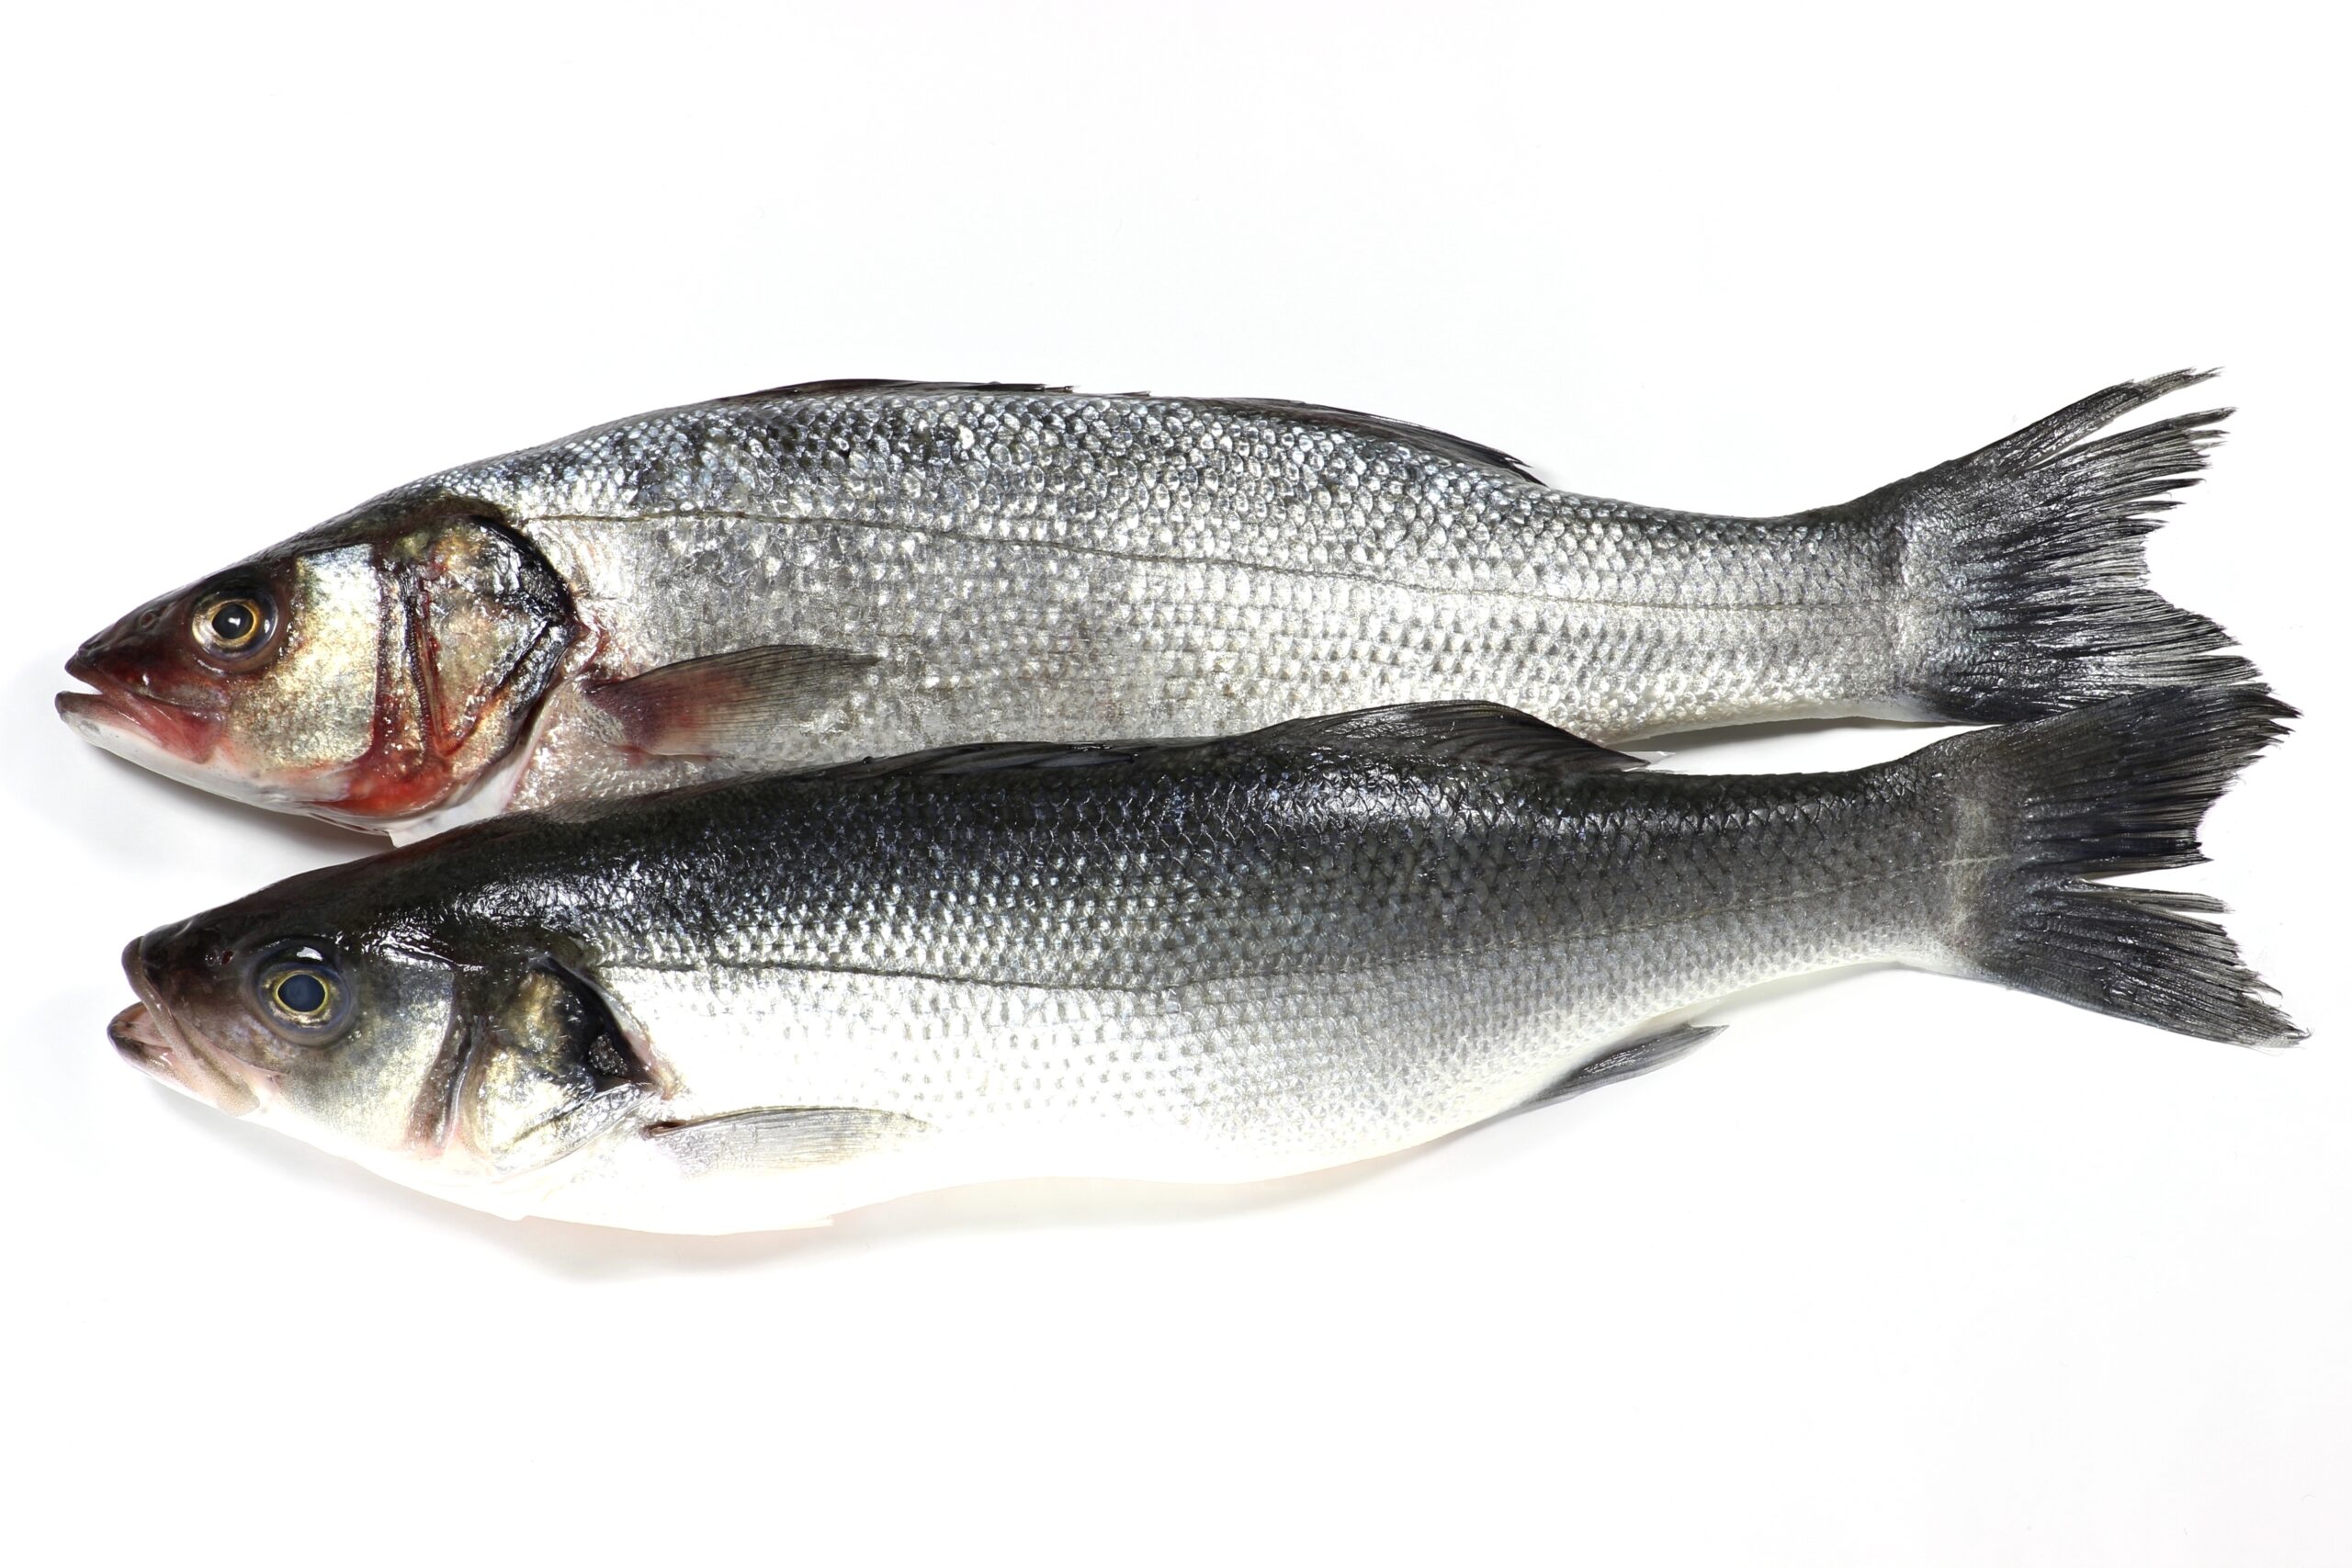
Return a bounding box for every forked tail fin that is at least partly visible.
[1828,371,2256,722]
[1912,685,2299,1044]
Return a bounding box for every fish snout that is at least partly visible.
[120,921,220,1021]
[58,612,224,761]
[66,599,174,689]
[129,928,176,998]
[110,934,193,1085]
[126,920,225,995]
[112,929,263,1116]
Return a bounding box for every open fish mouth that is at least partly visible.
[56,675,213,761]
[109,999,180,1076]
[110,955,263,1116]
[57,660,298,808]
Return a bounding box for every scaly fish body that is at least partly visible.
[114,691,2294,1234]
[62,376,2245,835]
[458,388,1891,790]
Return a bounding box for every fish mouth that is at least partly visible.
[56,665,214,761]
[60,658,328,815]
[111,946,262,1116]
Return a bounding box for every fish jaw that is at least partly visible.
[57,636,225,767]
[107,985,545,1215]
[55,637,301,812]
[60,671,526,834]
[59,592,243,750]
[107,998,264,1119]
[111,934,272,1117]
[56,684,322,817]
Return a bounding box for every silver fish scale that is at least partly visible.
[406,386,1900,814]
[405,745,1957,1179]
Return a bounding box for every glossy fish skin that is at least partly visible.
[111,689,2295,1235]
[62,375,2247,836]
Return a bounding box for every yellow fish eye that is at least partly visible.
[192,593,269,656]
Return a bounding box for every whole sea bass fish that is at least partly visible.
[111,686,2294,1235]
[62,373,2245,839]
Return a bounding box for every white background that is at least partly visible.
[3,4,2342,1563]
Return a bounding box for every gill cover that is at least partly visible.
[348,502,579,823]
[426,958,666,1179]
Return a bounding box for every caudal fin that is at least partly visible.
[1833,371,2255,722]
[1920,685,2299,1044]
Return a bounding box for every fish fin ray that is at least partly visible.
[717,383,1537,480]
[725,378,1076,402]
[808,739,1162,779]
[583,644,879,758]
[1197,398,1538,481]
[1250,702,1645,775]
[1916,684,2301,1044]
[643,1106,934,1178]
[1828,369,2257,720]
[1517,1022,1725,1115]
[805,702,1640,782]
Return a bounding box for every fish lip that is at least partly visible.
[112,944,264,1117]
[108,998,181,1076]
[60,682,320,818]
[56,658,214,759]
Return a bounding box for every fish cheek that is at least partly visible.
[224,547,386,780]
[267,945,458,1159]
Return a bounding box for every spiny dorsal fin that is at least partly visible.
[1248,702,1644,775]
[728,378,1078,402]
[1202,397,1538,482]
[808,738,1162,781]
[720,382,1538,482]
[808,702,1641,783]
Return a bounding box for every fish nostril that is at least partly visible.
[68,629,126,672]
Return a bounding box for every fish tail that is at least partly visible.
[1834,370,2255,721]
[1912,684,2299,1044]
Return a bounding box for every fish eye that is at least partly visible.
[191,590,276,660]
[252,951,352,1041]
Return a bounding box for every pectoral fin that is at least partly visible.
[644,1105,933,1179]
[584,644,879,758]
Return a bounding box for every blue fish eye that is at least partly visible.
[254,953,349,1040]
[275,971,328,1015]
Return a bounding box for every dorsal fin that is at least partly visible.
[1198,398,1538,481]
[718,382,1539,482]
[808,738,1163,781]
[725,378,1078,403]
[1246,702,1642,774]
[807,703,1640,784]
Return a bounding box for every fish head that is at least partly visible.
[117,884,662,1196]
[60,497,579,832]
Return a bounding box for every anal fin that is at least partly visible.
[584,643,879,758]
[1520,1022,1724,1114]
